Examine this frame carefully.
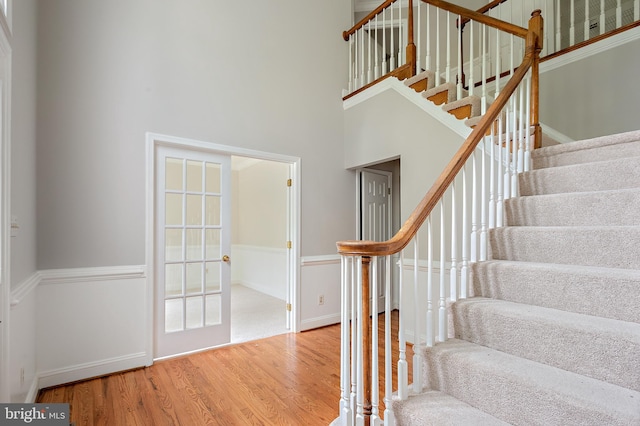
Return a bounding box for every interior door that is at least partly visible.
[155,146,231,358]
[360,169,392,312]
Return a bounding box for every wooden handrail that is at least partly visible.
[421,0,528,38]
[343,0,395,41]
[337,10,542,257]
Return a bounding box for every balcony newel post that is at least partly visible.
[527,9,543,149]
[407,0,416,77]
[361,256,372,425]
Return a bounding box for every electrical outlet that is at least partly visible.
[318,295,325,305]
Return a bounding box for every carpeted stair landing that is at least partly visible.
[392,129,640,425]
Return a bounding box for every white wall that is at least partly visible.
[21,0,355,389]
[9,0,38,403]
[540,37,640,140]
[36,0,354,269]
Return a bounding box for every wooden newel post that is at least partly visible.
[361,256,372,424]
[528,9,544,149]
[406,0,417,77]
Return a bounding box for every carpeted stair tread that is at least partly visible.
[451,298,640,391]
[532,129,640,168]
[391,390,511,426]
[505,188,640,226]
[471,260,640,323]
[442,95,481,118]
[404,69,435,91]
[488,225,640,269]
[421,339,640,426]
[423,81,457,104]
[519,155,640,196]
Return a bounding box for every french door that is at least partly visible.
[155,145,231,358]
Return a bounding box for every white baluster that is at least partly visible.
[397,250,408,400]
[457,14,463,99]
[480,136,488,261]
[435,8,441,85]
[340,257,352,424]
[489,127,496,230]
[426,217,434,347]
[481,24,487,114]
[348,37,354,94]
[616,0,622,28]
[355,257,364,426]
[469,20,475,97]
[584,0,590,41]
[524,75,532,171]
[350,255,358,420]
[360,29,365,89]
[383,8,388,75]
[367,20,373,85]
[446,12,451,84]
[497,115,504,228]
[374,15,380,80]
[450,182,458,302]
[412,237,422,394]
[398,0,403,65]
[439,201,447,342]
[383,255,395,425]
[390,4,396,71]
[495,26,501,97]
[461,165,469,299]
[518,80,525,173]
[570,0,576,45]
[417,2,422,74]
[426,4,431,71]
[600,0,606,36]
[470,150,478,263]
[555,0,562,52]
[370,257,380,425]
[511,94,518,198]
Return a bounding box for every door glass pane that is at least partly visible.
[165,193,183,225]
[205,294,222,326]
[165,229,183,262]
[205,229,221,259]
[186,263,202,294]
[166,158,183,191]
[186,195,202,226]
[206,262,221,292]
[186,229,203,260]
[205,196,220,226]
[186,296,204,329]
[186,160,203,192]
[206,163,221,193]
[165,299,183,333]
[165,264,183,296]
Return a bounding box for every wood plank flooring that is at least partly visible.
[38,312,412,426]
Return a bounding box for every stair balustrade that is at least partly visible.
[335,2,543,425]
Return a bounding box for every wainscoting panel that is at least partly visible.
[36,265,148,389]
[299,255,341,331]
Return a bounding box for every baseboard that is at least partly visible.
[24,376,39,403]
[300,313,341,331]
[37,352,148,390]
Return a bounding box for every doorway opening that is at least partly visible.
[146,133,300,361]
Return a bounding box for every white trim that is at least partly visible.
[146,132,302,360]
[38,265,146,285]
[300,254,341,266]
[24,375,39,403]
[9,272,39,308]
[300,313,341,331]
[37,352,148,389]
[343,77,473,140]
[540,123,575,145]
[541,25,640,73]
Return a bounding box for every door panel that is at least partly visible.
[156,146,231,358]
[360,169,392,312]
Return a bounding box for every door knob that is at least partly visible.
[222,255,230,262]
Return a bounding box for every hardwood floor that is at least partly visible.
[37,312,411,426]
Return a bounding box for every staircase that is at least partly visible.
[391,129,640,425]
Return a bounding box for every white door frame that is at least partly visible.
[0,6,11,402]
[145,133,301,364]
